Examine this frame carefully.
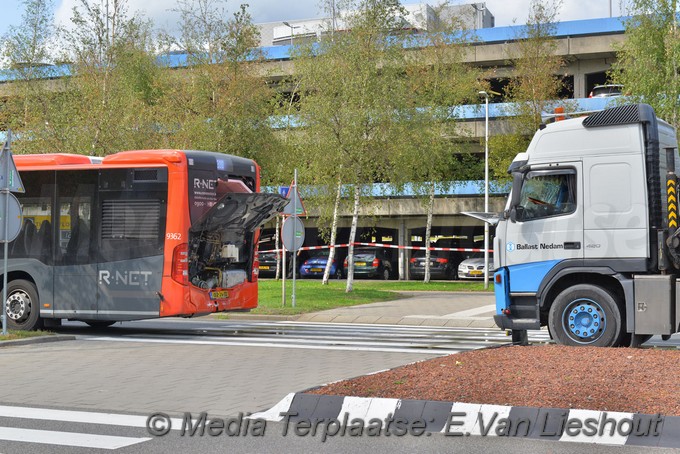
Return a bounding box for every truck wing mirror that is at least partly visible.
[508,172,523,223]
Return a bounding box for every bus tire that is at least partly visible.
[5,279,43,331]
[548,284,622,347]
[85,321,116,329]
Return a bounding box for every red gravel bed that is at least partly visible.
[310,345,680,416]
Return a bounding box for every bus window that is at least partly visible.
[57,171,96,265]
[11,171,54,263]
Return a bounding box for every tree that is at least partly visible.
[394,5,483,282]
[293,0,411,292]
[1,0,55,130]
[610,0,680,127]
[156,1,279,164]
[8,0,164,156]
[489,0,565,180]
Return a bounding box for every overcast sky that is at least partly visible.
[0,0,624,40]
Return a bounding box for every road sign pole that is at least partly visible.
[292,169,298,308]
[281,247,286,307]
[2,132,10,336]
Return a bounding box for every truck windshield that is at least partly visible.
[517,171,576,221]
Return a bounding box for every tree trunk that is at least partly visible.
[274,215,281,280]
[345,185,361,293]
[323,177,342,285]
[424,182,435,283]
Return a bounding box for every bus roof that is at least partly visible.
[13,150,188,169]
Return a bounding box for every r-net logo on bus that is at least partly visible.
[193,178,216,190]
[99,270,153,287]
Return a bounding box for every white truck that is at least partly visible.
[479,104,680,347]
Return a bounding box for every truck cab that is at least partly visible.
[491,104,680,347]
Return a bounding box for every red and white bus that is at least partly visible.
[4,149,285,330]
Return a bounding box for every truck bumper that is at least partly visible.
[493,314,541,330]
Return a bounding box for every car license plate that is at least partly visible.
[470,270,483,276]
[311,268,323,272]
[356,262,366,266]
[259,265,270,270]
[210,290,229,299]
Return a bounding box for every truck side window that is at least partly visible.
[516,170,576,221]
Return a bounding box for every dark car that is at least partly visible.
[343,247,393,280]
[256,250,297,278]
[409,249,462,280]
[256,250,279,278]
[299,249,343,279]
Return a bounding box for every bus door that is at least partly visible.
[53,171,98,318]
[95,168,168,320]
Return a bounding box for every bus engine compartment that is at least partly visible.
[189,231,248,289]
[187,192,289,290]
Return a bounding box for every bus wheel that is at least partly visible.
[5,280,43,331]
[85,321,116,328]
[548,284,622,347]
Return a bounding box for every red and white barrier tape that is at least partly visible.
[259,242,492,253]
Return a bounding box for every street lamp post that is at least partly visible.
[479,91,490,290]
[283,21,299,47]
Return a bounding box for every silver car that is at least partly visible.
[457,255,495,280]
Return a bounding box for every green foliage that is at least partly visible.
[490,0,564,181]
[155,1,278,162]
[610,0,680,127]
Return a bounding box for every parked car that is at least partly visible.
[409,249,462,280]
[256,250,297,278]
[343,247,393,280]
[588,84,623,98]
[457,253,495,280]
[299,250,343,279]
[257,250,278,278]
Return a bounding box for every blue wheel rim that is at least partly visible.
[561,298,606,344]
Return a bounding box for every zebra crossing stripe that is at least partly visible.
[0,427,149,450]
[0,405,184,429]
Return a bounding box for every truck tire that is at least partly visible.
[548,284,623,347]
[4,279,43,331]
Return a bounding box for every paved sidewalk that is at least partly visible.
[227,291,497,328]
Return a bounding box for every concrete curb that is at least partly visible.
[252,393,673,447]
[210,313,300,322]
[0,334,76,348]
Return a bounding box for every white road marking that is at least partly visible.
[0,427,149,450]
[0,405,184,430]
[442,304,497,318]
[84,336,460,355]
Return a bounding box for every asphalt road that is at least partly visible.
[0,318,675,453]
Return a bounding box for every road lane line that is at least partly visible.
[0,405,184,430]
[0,427,150,450]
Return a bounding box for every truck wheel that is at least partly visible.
[4,279,43,331]
[548,284,622,347]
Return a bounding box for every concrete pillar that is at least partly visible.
[398,219,406,280]
[573,70,587,99]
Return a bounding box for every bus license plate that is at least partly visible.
[356,262,366,266]
[210,291,229,300]
[259,265,270,270]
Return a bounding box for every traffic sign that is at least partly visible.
[0,137,24,193]
[281,182,306,216]
[0,192,22,243]
[281,215,305,251]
